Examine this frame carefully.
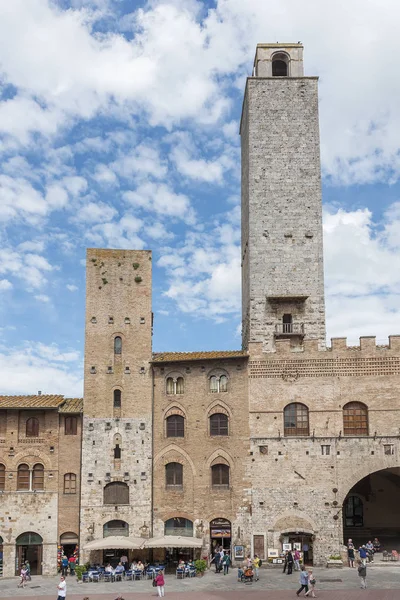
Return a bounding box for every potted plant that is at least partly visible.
[75,564,87,582]
[194,559,207,576]
[326,554,343,568]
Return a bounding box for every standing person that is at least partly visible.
[287,550,294,575]
[155,569,165,597]
[214,551,220,573]
[121,553,128,571]
[294,548,301,571]
[347,539,355,568]
[366,541,374,562]
[222,552,231,575]
[357,559,367,589]
[68,554,76,576]
[253,554,260,581]
[296,565,309,597]
[25,560,31,581]
[305,568,316,598]
[302,542,309,564]
[282,551,288,573]
[359,545,367,566]
[61,555,69,577]
[56,575,67,600]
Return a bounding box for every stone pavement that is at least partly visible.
[0,566,399,599]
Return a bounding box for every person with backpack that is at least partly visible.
[253,554,261,581]
[222,552,231,575]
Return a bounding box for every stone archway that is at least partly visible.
[343,467,400,550]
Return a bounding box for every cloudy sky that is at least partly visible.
[1,0,400,397]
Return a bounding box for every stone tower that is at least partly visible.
[240,43,326,352]
[80,249,153,560]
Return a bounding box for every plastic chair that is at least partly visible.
[82,572,89,583]
[125,570,133,581]
[134,569,143,580]
[90,571,100,582]
[176,568,184,579]
[103,572,112,582]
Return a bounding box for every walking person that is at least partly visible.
[253,554,260,581]
[68,554,76,576]
[214,551,220,573]
[17,565,28,588]
[155,569,165,597]
[359,545,367,566]
[305,568,316,598]
[287,550,294,575]
[282,551,288,573]
[25,560,31,581]
[56,574,67,600]
[296,565,309,597]
[294,548,301,571]
[222,552,231,575]
[357,559,367,589]
[61,555,69,577]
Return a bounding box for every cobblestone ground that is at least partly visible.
[0,566,399,600]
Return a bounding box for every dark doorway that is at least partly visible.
[210,518,231,557]
[343,467,400,550]
[15,532,43,575]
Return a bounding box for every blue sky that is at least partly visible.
[1,0,400,397]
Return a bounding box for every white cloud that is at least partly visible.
[123,182,196,224]
[0,341,83,396]
[112,144,168,181]
[66,284,78,292]
[0,248,56,289]
[92,164,118,185]
[0,279,12,291]
[34,294,50,303]
[76,201,117,224]
[87,214,145,249]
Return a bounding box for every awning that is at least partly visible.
[144,536,203,549]
[82,536,145,551]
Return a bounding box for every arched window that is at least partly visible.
[104,482,129,505]
[0,464,5,491]
[211,464,230,489]
[210,413,229,436]
[65,416,77,435]
[166,377,184,395]
[344,495,363,527]
[26,417,39,437]
[284,403,309,436]
[32,463,44,490]
[272,53,289,76]
[164,517,193,537]
[343,402,368,436]
[113,389,121,408]
[114,336,122,355]
[166,415,184,437]
[114,444,121,459]
[64,473,77,494]
[17,464,30,490]
[103,520,129,537]
[165,462,183,488]
[209,375,228,393]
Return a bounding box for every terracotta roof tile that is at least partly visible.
[0,395,65,409]
[59,398,83,413]
[152,350,248,363]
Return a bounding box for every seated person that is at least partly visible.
[105,563,113,573]
[136,560,144,571]
[130,560,137,570]
[114,562,125,575]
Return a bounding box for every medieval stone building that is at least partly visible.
[0,43,399,576]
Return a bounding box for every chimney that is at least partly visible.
[38,391,42,395]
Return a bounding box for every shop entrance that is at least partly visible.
[210,518,231,557]
[282,532,313,565]
[15,532,43,575]
[60,532,78,559]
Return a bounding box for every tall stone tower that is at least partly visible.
[80,249,153,560]
[241,43,326,352]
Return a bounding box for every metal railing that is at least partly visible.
[275,323,304,335]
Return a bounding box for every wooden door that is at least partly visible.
[253,535,265,559]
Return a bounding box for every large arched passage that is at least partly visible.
[343,467,400,549]
[15,532,43,575]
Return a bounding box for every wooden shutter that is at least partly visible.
[253,535,265,559]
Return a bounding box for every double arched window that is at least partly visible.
[26,417,39,438]
[166,415,184,437]
[210,375,228,393]
[17,463,44,491]
[343,402,368,436]
[211,464,230,489]
[210,413,229,436]
[166,377,184,395]
[284,403,309,436]
[64,473,77,494]
[165,462,183,488]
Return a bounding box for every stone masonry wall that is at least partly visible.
[241,76,325,351]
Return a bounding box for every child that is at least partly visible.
[357,559,367,589]
[305,568,316,597]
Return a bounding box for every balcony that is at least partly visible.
[275,323,304,336]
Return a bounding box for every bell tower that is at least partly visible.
[241,43,326,352]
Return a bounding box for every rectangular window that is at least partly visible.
[64,416,77,435]
[321,445,331,455]
[64,473,77,494]
[384,444,394,456]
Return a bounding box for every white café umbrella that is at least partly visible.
[144,536,203,549]
[82,536,145,550]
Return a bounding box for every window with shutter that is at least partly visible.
[65,416,77,435]
[210,413,229,436]
[166,415,184,437]
[26,418,39,437]
[64,473,77,494]
[0,464,5,491]
[165,463,183,488]
[103,482,129,505]
[32,464,44,490]
[211,464,229,489]
[17,464,30,490]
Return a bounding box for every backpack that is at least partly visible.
[259,559,262,567]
